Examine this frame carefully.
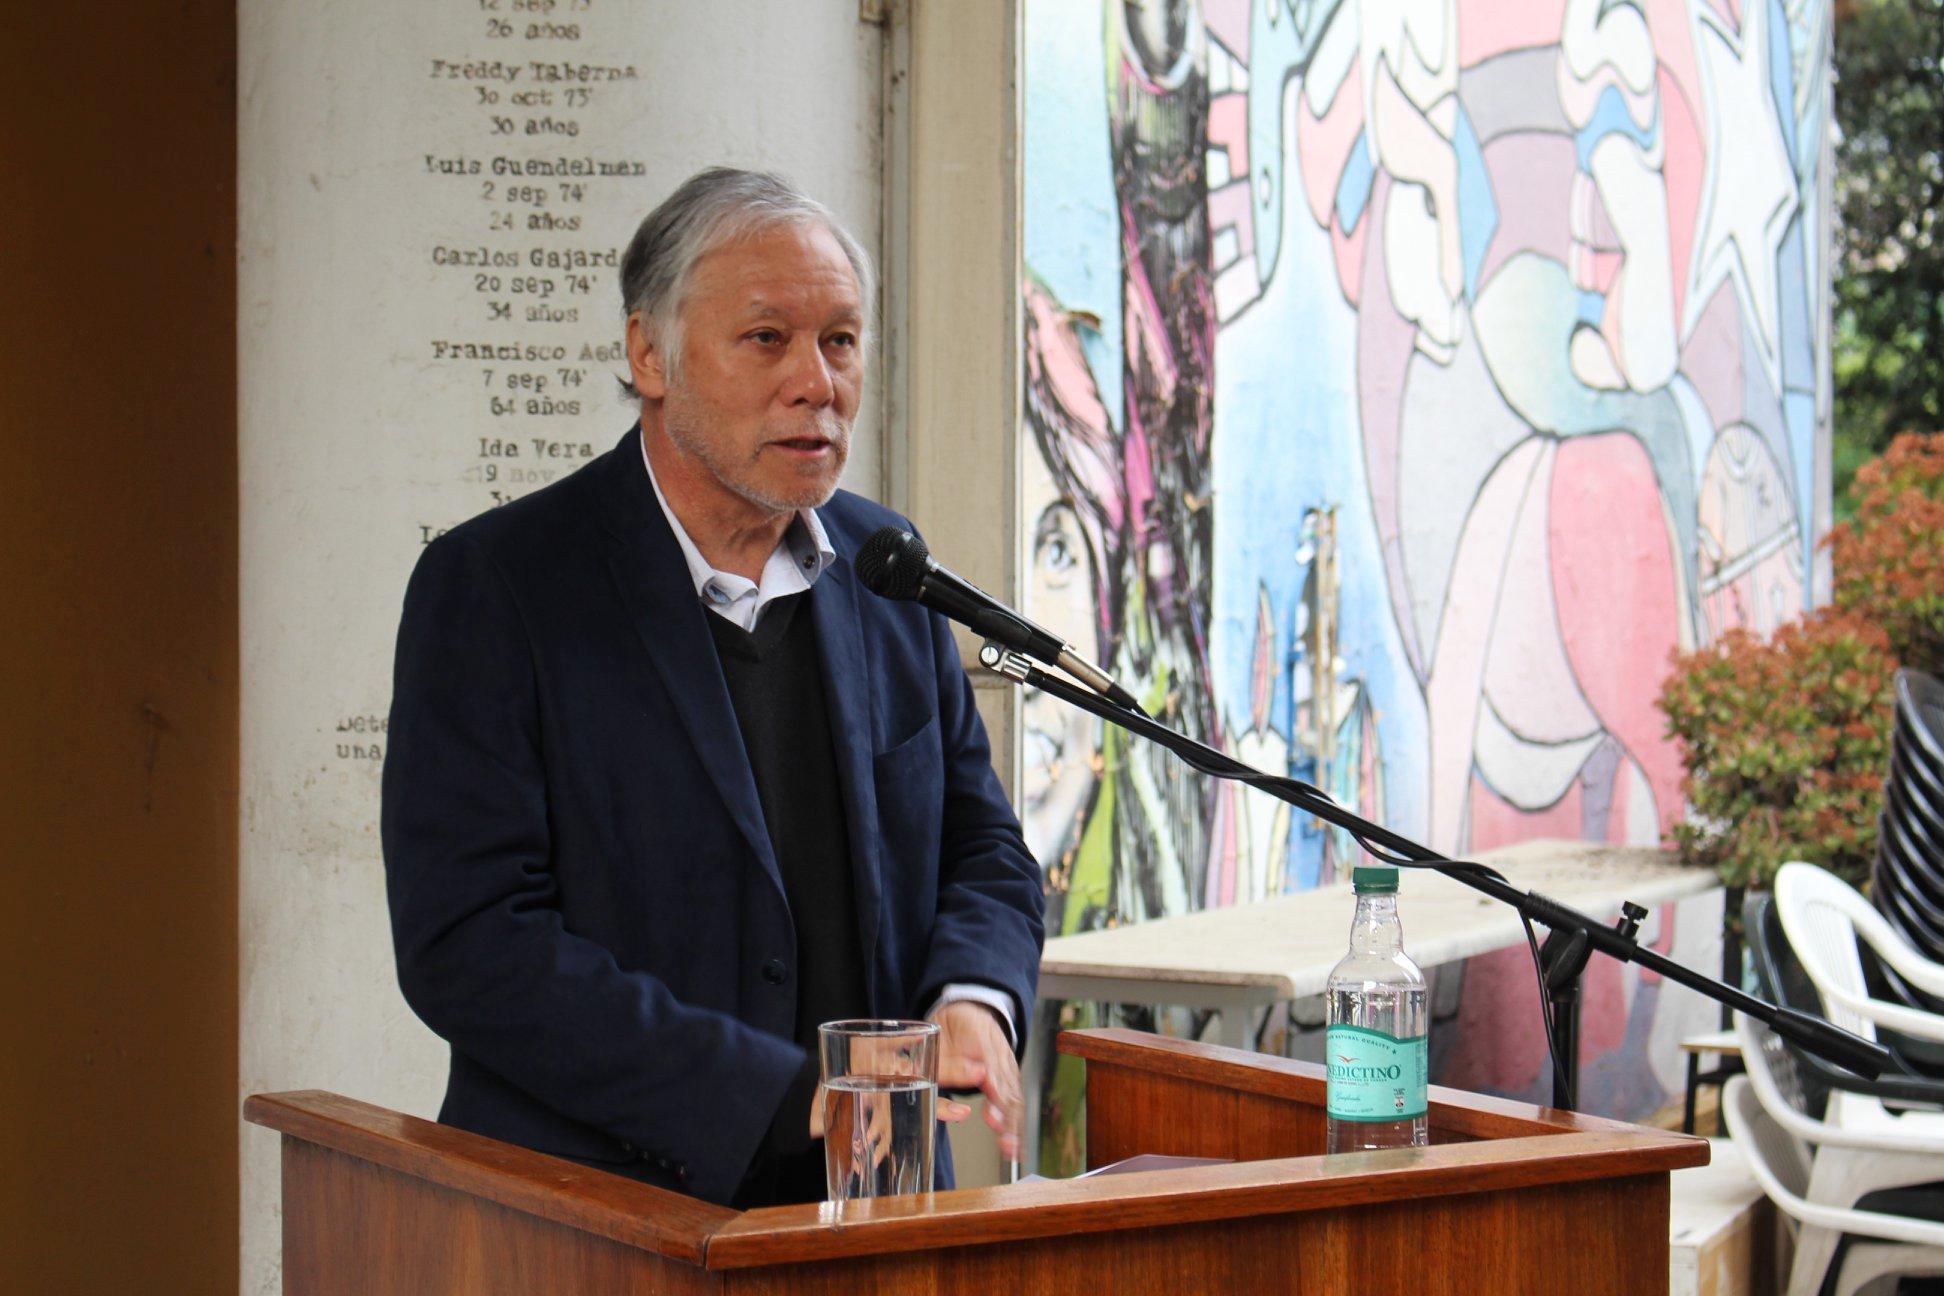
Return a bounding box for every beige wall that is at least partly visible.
[235,4,890,1288]
[0,2,239,1291]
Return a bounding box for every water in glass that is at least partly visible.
[818,1019,939,1203]
[821,1075,937,1201]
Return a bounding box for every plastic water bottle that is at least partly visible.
[1325,865,1429,1152]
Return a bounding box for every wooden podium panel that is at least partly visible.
[246,1029,1707,1294]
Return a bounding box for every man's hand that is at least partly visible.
[809,1079,975,1140]
[930,1000,1023,1161]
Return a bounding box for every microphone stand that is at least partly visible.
[980,644,1893,1110]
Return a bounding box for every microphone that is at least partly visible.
[855,526,1139,711]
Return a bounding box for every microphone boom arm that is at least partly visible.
[981,644,1894,1105]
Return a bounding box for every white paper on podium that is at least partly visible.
[1015,1153,1232,1184]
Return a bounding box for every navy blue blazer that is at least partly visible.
[380,427,1044,1205]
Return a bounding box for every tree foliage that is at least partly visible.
[1827,431,1944,673]
[1833,0,1944,502]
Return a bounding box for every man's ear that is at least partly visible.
[625,311,668,400]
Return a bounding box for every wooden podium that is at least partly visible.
[245,1029,1707,1293]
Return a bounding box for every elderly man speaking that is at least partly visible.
[381,168,1044,1208]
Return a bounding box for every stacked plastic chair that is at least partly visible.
[1723,1035,1944,1296]
[1748,889,1944,1109]
[1735,875,1944,1293]
[1775,865,1944,1113]
[1876,669,1944,962]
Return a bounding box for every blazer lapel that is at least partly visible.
[595,432,784,900]
[807,553,885,978]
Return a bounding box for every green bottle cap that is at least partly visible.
[1352,865,1399,894]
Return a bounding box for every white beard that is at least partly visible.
[662,388,850,514]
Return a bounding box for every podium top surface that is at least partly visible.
[1040,839,1715,998]
[246,1030,1707,1274]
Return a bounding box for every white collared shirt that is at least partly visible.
[641,432,835,631]
[636,430,1016,1043]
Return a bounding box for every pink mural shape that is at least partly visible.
[1682,283,1747,429]
[1548,433,1687,838]
[1202,0,1250,62]
[1457,0,1570,64]
[1658,65,1708,327]
[1477,135,1579,289]
[1208,91,1250,181]
[1296,63,1364,235]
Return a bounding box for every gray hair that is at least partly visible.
[617,167,874,398]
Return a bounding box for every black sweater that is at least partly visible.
[707,592,868,1204]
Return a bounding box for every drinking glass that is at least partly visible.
[818,1019,938,1203]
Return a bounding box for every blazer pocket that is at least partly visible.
[875,713,941,769]
[873,714,944,871]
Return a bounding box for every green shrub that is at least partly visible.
[1660,615,1896,888]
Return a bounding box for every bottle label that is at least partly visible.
[1325,1024,1428,1122]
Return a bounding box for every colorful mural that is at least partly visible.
[1022,0,1830,1166]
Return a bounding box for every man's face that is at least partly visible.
[632,221,864,516]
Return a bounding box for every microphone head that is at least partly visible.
[856,526,932,601]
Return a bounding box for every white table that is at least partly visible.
[1038,839,1719,1049]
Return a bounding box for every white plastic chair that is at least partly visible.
[1777,861,1944,1044]
[1736,1010,1944,1282]
[1775,862,1944,1137]
[1723,1071,1944,1296]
